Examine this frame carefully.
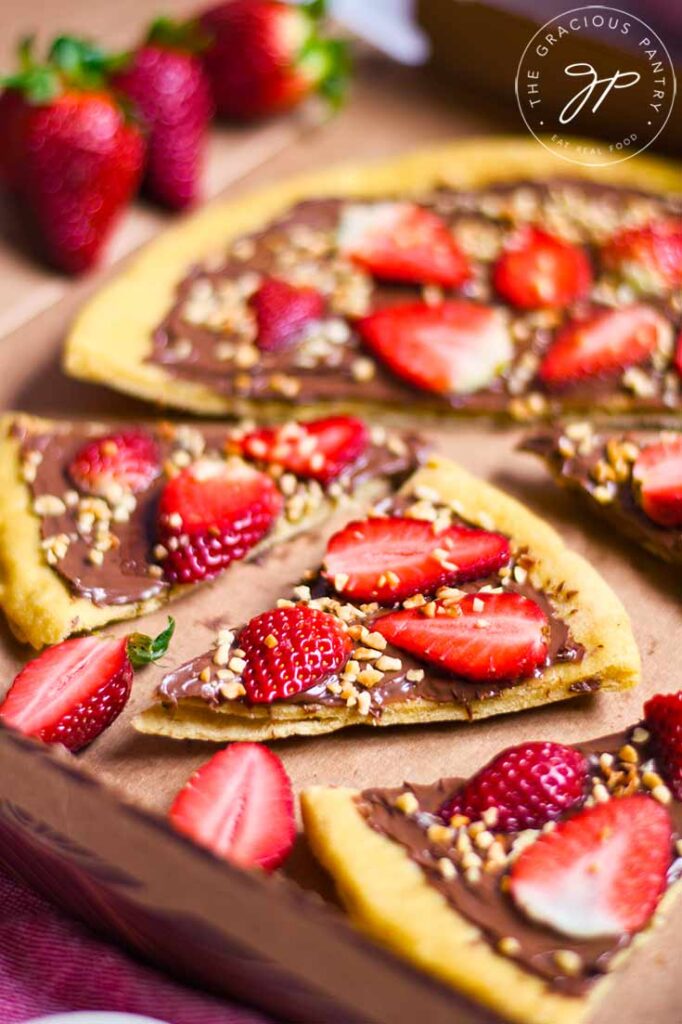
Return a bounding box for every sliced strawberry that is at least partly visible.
[538,305,671,388]
[68,430,160,498]
[0,619,174,751]
[250,276,324,352]
[338,202,470,287]
[238,416,369,485]
[440,741,588,831]
[157,459,283,584]
[170,743,295,871]
[374,592,548,682]
[510,795,672,939]
[644,690,682,800]
[357,301,512,397]
[602,219,682,293]
[323,517,510,603]
[493,226,592,309]
[632,438,682,528]
[238,605,352,703]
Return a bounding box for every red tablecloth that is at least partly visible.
[0,868,273,1024]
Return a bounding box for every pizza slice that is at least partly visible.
[0,412,420,647]
[135,454,639,742]
[63,140,682,422]
[302,692,682,1024]
[522,422,682,566]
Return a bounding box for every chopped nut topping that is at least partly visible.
[351,357,376,382]
[357,666,384,688]
[437,857,457,880]
[554,950,582,977]
[357,691,372,716]
[376,655,402,673]
[220,680,247,700]
[34,494,66,517]
[498,937,521,957]
[394,791,419,815]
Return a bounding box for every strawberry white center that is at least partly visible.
[338,202,407,255]
[512,829,628,938]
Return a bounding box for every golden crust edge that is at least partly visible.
[63,136,682,416]
[0,411,389,648]
[135,455,640,742]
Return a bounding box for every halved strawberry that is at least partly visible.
[602,219,682,293]
[338,202,470,286]
[323,517,510,603]
[357,301,512,397]
[510,795,672,939]
[170,742,295,871]
[644,690,682,800]
[238,605,352,703]
[157,459,283,584]
[632,438,682,528]
[68,430,160,498]
[238,416,369,485]
[374,592,548,682]
[0,618,174,751]
[538,305,671,388]
[492,226,592,309]
[250,276,324,352]
[440,741,588,831]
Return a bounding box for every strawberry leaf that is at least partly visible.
[127,616,175,667]
[317,39,351,109]
[303,0,327,19]
[3,65,61,104]
[147,16,210,54]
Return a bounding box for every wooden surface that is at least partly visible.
[1,5,681,1023]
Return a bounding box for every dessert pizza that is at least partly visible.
[63,139,681,421]
[302,692,682,1024]
[0,412,420,647]
[135,454,639,742]
[523,421,682,566]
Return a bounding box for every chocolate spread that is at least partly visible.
[11,418,423,607]
[522,427,682,565]
[358,728,682,997]
[149,180,682,417]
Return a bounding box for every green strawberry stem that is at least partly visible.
[298,15,350,110]
[127,616,175,667]
[2,34,127,104]
[146,16,210,54]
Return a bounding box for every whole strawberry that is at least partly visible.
[0,37,144,273]
[440,741,588,831]
[199,0,348,120]
[113,18,213,210]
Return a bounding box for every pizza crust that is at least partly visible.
[134,454,640,741]
[301,786,682,1024]
[0,413,393,648]
[63,137,682,419]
